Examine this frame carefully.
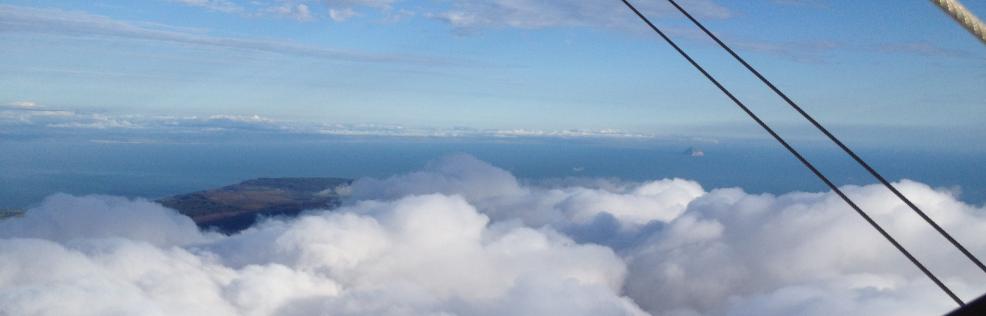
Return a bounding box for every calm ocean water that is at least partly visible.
[2,138,984,208]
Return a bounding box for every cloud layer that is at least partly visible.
[166,0,731,28]
[2,155,985,315]
[0,105,659,141]
[423,0,730,31]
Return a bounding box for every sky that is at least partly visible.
[1,0,984,143]
[3,3,986,313]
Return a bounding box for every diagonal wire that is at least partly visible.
[618,0,964,306]
[662,0,986,276]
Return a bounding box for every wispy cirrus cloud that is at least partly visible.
[264,3,314,21]
[162,0,842,63]
[426,0,731,31]
[0,4,451,65]
[168,0,731,29]
[170,0,397,21]
[874,41,982,60]
[160,0,979,64]
[730,39,840,63]
[0,106,661,141]
[770,0,830,8]
[7,101,39,109]
[172,0,245,13]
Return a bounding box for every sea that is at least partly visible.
[2,137,984,209]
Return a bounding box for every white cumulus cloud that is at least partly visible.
[0,192,644,315]
[2,155,985,315]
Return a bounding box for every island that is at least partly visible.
[0,208,25,220]
[158,177,352,233]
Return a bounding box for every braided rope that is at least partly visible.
[930,0,986,44]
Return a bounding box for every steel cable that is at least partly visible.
[619,0,965,306]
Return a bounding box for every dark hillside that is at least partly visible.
[158,177,351,233]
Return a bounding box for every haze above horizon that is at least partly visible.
[2,0,985,150]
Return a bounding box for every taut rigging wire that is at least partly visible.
[661,0,986,277]
[618,0,964,306]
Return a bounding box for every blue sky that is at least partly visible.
[1,0,984,142]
